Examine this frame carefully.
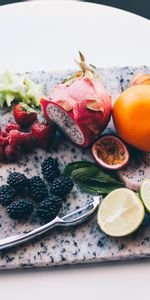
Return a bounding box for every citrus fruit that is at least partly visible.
[140,179,150,213]
[92,135,129,170]
[113,85,150,151]
[97,188,145,237]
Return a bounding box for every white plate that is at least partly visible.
[0,1,150,300]
[0,0,149,72]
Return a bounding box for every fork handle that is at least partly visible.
[0,216,63,250]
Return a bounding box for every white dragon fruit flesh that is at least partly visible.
[118,152,150,192]
[41,53,112,147]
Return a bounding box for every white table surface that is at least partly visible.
[0,1,150,299]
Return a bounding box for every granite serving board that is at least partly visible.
[0,66,150,270]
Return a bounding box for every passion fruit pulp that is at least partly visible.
[92,135,129,170]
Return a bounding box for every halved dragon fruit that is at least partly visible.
[41,53,112,147]
[118,152,150,192]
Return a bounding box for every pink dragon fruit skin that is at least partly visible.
[41,54,112,147]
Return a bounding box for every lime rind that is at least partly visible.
[140,179,150,213]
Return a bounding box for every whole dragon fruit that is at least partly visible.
[41,53,112,147]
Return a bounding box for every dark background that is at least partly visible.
[0,0,150,19]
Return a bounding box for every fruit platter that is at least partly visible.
[0,53,150,270]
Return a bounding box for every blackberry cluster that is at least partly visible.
[7,172,29,195]
[29,176,48,202]
[7,199,33,220]
[0,185,15,206]
[0,156,74,223]
[41,156,60,182]
[50,176,74,197]
[37,194,62,221]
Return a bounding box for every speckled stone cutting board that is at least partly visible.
[0,66,150,270]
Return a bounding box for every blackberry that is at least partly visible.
[7,199,33,220]
[29,176,48,202]
[41,156,60,182]
[0,185,15,206]
[50,176,74,197]
[7,172,29,195]
[37,193,62,221]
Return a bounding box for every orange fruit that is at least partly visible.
[113,85,150,151]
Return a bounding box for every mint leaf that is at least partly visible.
[64,161,123,195]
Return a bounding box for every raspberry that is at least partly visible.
[9,130,35,152]
[0,132,9,147]
[0,146,4,161]
[2,132,8,138]
[5,123,21,133]
[4,144,21,161]
[8,130,22,146]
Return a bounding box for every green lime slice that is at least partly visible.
[140,179,150,213]
[97,188,145,237]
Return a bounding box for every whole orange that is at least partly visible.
[113,85,150,151]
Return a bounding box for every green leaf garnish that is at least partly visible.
[64,161,123,195]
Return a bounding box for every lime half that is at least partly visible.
[140,179,150,213]
[97,188,145,237]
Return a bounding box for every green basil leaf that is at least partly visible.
[64,161,95,175]
[76,181,122,195]
[71,166,99,181]
[76,182,102,195]
[90,174,123,185]
[64,160,124,196]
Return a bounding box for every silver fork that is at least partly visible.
[0,196,101,251]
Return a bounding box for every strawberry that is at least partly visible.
[5,123,21,133]
[20,133,35,153]
[31,121,55,149]
[14,103,37,127]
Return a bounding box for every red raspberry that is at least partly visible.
[0,132,9,147]
[2,132,8,138]
[9,130,35,153]
[9,130,22,146]
[5,123,21,133]
[0,146,4,161]
[4,145,21,162]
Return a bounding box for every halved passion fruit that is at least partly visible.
[92,135,129,170]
